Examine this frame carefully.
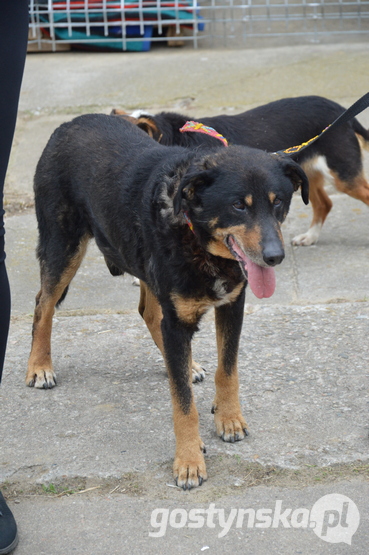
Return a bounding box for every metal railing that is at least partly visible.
[28,0,369,50]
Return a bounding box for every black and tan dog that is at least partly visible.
[26,114,308,489]
[112,95,369,246]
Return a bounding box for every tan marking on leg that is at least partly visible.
[293,164,369,246]
[292,168,332,246]
[26,289,57,388]
[307,171,332,227]
[140,280,209,487]
[212,309,247,442]
[138,281,164,352]
[139,282,206,382]
[26,236,89,388]
[331,171,369,205]
[170,364,207,489]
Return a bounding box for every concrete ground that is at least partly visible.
[1,42,369,553]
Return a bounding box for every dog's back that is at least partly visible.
[34,113,186,224]
[35,113,159,195]
[154,96,367,162]
[120,95,369,246]
[34,114,180,285]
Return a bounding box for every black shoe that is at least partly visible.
[0,491,18,554]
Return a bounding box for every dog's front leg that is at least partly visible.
[138,281,205,382]
[212,287,248,442]
[161,310,207,489]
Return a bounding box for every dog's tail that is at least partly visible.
[353,118,369,152]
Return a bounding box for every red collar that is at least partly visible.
[179,121,229,147]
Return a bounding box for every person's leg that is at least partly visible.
[0,261,10,382]
[0,0,29,378]
[0,2,29,553]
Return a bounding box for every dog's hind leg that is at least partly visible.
[138,281,206,382]
[212,286,248,442]
[331,171,369,206]
[293,168,369,247]
[26,235,90,388]
[293,132,369,246]
[292,166,332,246]
[138,280,164,350]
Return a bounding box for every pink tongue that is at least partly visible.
[228,237,276,299]
[244,255,276,299]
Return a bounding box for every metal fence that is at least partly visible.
[28,0,369,50]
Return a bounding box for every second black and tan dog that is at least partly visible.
[26,114,308,489]
[112,95,369,246]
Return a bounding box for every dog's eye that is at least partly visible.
[273,198,282,207]
[233,200,246,211]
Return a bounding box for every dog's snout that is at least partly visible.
[262,245,285,267]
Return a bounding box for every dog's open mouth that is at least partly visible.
[226,235,276,299]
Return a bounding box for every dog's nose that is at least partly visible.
[262,246,285,267]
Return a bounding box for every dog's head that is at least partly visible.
[110,108,227,149]
[111,108,163,142]
[173,146,308,298]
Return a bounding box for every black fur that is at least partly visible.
[31,113,309,487]
[35,114,307,303]
[140,96,368,179]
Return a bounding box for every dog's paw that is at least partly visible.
[291,233,315,246]
[191,360,206,383]
[26,368,57,389]
[291,225,321,247]
[212,404,248,442]
[174,441,207,490]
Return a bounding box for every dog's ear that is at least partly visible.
[136,117,162,142]
[272,154,309,205]
[110,110,163,142]
[110,108,129,116]
[173,168,215,215]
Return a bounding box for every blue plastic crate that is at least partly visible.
[51,24,154,51]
